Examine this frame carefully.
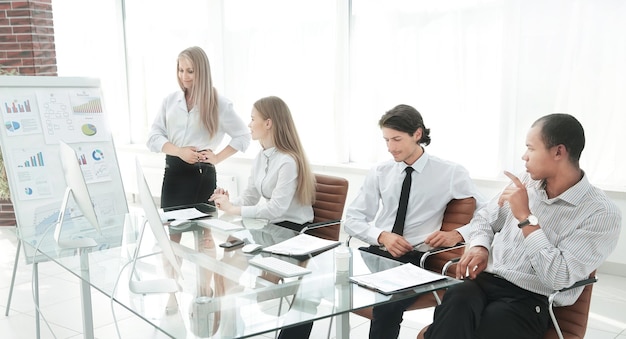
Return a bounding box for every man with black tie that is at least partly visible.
[344,104,483,339]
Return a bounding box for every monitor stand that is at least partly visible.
[51,186,98,338]
[128,218,179,294]
[54,187,97,249]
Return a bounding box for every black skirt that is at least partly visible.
[160,155,217,208]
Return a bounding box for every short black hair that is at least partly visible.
[378,104,431,146]
[532,113,585,165]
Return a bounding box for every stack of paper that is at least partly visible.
[161,207,210,221]
[261,233,341,256]
[350,263,446,295]
[196,219,244,231]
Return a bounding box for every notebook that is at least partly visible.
[261,233,341,257]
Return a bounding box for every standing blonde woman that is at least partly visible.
[147,46,250,310]
[210,96,315,230]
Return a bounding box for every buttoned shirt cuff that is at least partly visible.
[240,205,257,219]
[367,229,385,246]
[148,138,168,153]
[228,134,251,153]
[469,236,492,252]
[456,224,470,242]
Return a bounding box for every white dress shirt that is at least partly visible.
[146,90,250,153]
[232,147,313,224]
[469,172,622,306]
[345,152,482,246]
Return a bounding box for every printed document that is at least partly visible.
[161,207,210,221]
[350,263,446,294]
[196,219,244,231]
[262,233,341,256]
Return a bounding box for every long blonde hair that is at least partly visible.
[254,96,316,205]
[177,46,218,137]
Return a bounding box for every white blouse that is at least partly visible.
[232,147,313,224]
[146,90,250,153]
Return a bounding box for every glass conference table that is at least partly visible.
[20,211,460,339]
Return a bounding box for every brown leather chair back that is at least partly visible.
[307,174,349,241]
[543,271,596,339]
[422,197,476,275]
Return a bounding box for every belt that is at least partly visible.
[165,155,215,172]
[485,272,504,279]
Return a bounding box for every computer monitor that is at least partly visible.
[54,141,101,249]
[130,158,182,294]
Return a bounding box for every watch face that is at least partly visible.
[528,215,539,225]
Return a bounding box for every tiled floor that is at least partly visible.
[1,226,625,339]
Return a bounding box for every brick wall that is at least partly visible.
[1,0,58,225]
[0,199,15,226]
[0,0,57,75]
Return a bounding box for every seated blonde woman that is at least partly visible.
[210,95,317,338]
[210,95,315,229]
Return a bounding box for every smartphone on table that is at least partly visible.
[219,239,245,249]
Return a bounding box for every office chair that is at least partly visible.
[301,173,349,241]
[259,174,348,338]
[416,271,598,339]
[545,271,597,339]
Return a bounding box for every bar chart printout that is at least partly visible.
[0,95,43,136]
[72,97,103,114]
[3,99,32,113]
[18,151,45,167]
[10,148,53,201]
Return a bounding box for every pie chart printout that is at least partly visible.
[81,123,97,136]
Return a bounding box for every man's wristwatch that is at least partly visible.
[518,214,539,228]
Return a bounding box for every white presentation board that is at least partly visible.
[0,76,129,263]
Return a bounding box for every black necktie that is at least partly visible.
[392,166,414,235]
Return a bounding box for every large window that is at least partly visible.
[53,0,626,189]
[219,0,340,160]
[348,0,626,188]
[349,0,504,177]
[52,0,128,141]
[123,0,221,144]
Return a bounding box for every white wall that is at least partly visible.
[118,145,626,277]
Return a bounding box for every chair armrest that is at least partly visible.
[558,276,598,292]
[345,235,368,247]
[441,257,461,275]
[419,243,465,268]
[547,275,597,339]
[548,276,598,305]
[162,202,217,214]
[299,219,341,234]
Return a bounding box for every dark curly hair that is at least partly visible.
[378,104,431,146]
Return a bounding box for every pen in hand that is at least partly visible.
[412,241,425,249]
